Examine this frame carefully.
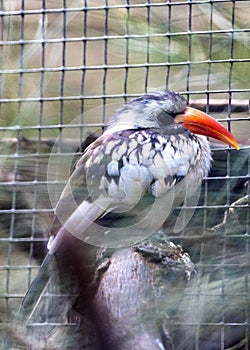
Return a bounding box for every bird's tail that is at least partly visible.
[16,227,97,324]
[17,253,57,322]
[10,230,90,349]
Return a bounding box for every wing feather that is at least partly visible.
[50,129,198,249]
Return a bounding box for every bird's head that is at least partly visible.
[106,90,239,150]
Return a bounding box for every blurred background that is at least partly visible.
[0,1,249,349]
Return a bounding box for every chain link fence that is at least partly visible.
[0,1,249,349]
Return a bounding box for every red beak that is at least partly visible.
[175,107,239,150]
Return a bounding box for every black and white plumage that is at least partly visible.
[18,90,239,321]
[52,126,210,249]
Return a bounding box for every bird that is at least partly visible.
[17,89,239,326]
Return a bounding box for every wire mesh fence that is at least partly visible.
[0,1,249,349]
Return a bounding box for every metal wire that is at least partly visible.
[0,1,249,349]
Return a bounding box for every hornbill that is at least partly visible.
[17,90,239,334]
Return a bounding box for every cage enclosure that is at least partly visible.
[0,1,249,349]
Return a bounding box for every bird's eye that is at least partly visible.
[157,110,175,127]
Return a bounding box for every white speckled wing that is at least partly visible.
[50,127,210,248]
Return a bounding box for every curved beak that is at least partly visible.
[175,107,239,150]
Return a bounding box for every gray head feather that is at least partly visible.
[106,90,187,134]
